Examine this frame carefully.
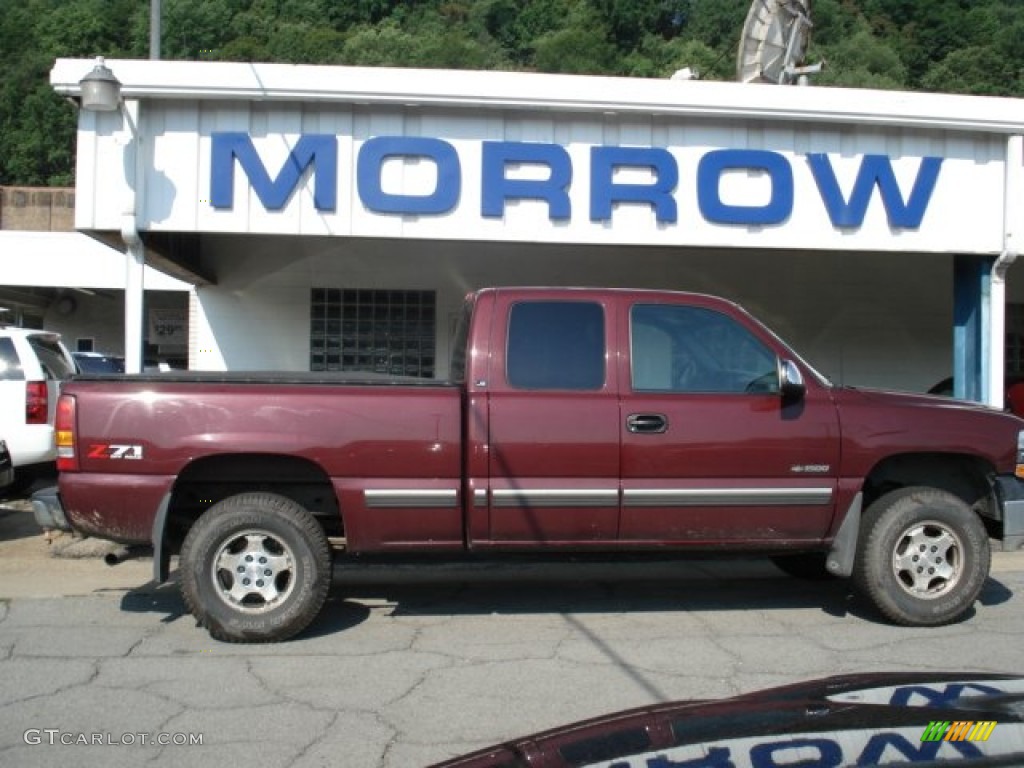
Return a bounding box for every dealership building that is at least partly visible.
[0,187,190,363]
[46,57,1024,403]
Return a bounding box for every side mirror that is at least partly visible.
[778,358,806,403]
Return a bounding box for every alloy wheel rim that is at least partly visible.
[211,530,296,613]
[890,520,963,599]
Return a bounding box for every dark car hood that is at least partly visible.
[432,673,1024,767]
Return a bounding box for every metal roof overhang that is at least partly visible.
[51,58,1024,136]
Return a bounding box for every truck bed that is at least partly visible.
[58,375,464,550]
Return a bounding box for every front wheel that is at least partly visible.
[179,492,331,643]
[852,487,990,626]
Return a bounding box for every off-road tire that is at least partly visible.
[852,486,989,626]
[180,492,331,643]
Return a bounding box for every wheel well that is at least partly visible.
[863,453,996,517]
[163,454,341,554]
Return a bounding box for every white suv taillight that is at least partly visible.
[56,394,78,471]
[25,381,48,425]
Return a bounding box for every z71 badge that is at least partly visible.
[87,444,144,460]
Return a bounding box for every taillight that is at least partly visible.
[26,381,48,425]
[56,394,78,472]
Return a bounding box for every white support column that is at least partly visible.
[990,135,1023,408]
[122,226,145,374]
[119,99,146,374]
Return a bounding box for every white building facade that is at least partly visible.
[50,58,1024,400]
[0,228,191,359]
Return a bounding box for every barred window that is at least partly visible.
[310,289,435,377]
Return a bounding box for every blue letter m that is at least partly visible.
[211,132,337,211]
[808,153,942,229]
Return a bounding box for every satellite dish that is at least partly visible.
[737,0,822,85]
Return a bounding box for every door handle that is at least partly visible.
[627,413,668,434]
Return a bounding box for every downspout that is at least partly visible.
[990,135,1023,408]
[119,99,145,375]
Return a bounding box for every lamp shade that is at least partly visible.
[79,57,121,112]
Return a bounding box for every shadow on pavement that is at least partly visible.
[978,576,1015,606]
[112,562,1018,639]
[116,573,374,638]
[119,579,189,624]
[330,570,859,621]
[0,498,40,543]
[324,567,1018,630]
[298,598,373,639]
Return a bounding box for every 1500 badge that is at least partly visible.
[790,464,831,474]
[87,444,144,460]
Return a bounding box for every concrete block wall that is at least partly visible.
[0,187,75,232]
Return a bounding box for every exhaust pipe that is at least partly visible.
[104,545,153,566]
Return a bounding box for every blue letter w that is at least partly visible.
[807,153,941,229]
[211,133,337,211]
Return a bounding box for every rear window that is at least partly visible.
[28,336,75,380]
[0,338,25,381]
[506,301,605,390]
[74,354,125,374]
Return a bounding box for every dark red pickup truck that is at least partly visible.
[33,287,1024,642]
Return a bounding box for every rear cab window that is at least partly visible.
[506,301,605,390]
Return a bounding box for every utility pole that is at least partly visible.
[150,0,161,60]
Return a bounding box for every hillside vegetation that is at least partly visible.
[2,0,1022,186]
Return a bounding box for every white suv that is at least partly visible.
[0,327,76,492]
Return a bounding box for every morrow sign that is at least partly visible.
[210,133,942,230]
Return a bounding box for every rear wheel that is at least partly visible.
[853,487,989,626]
[180,492,331,643]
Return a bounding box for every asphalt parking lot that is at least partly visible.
[2,499,1023,767]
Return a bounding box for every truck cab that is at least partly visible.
[463,288,842,549]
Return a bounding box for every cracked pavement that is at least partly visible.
[2,506,1023,767]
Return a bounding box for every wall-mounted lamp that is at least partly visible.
[79,56,122,112]
[75,55,145,373]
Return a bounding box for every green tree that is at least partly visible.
[623,35,726,80]
[0,0,145,186]
[340,15,506,69]
[265,23,345,64]
[922,46,1022,96]
[158,0,236,60]
[591,0,686,50]
[815,26,908,90]
[675,0,748,52]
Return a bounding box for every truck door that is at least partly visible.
[619,300,840,545]
[476,294,621,546]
